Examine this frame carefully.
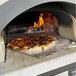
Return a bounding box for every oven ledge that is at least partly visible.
[0,47,76,76]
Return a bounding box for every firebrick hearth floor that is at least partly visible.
[0,47,76,76]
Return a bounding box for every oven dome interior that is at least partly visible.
[3,2,75,31]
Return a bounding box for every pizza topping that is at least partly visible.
[8,35,56,51]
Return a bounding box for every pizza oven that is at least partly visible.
[0,0,76,63]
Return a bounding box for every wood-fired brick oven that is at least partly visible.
[0,0,76,63]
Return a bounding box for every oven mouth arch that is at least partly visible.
[2,1,75,45]
[0,0,76,63]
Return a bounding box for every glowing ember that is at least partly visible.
[28,12,58,34]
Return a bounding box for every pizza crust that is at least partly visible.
[7,35,57,55]
[22,39,56,54]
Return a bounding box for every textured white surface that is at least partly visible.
[0,0,75,6]
[0,34,5,63]
[0,0,9,6]
[55,71,68,76]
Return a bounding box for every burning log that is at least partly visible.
[27,13,58,34]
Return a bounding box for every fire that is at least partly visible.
[28,12,58,34]
[34,13,44,28]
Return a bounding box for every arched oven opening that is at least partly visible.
[1,2,76,60]
[4,11,59,42]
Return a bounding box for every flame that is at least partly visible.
[28,12,58,34]
[34,13,44,28]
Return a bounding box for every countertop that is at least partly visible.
[0,47,76,76]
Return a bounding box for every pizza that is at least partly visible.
[7,35,57,54]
